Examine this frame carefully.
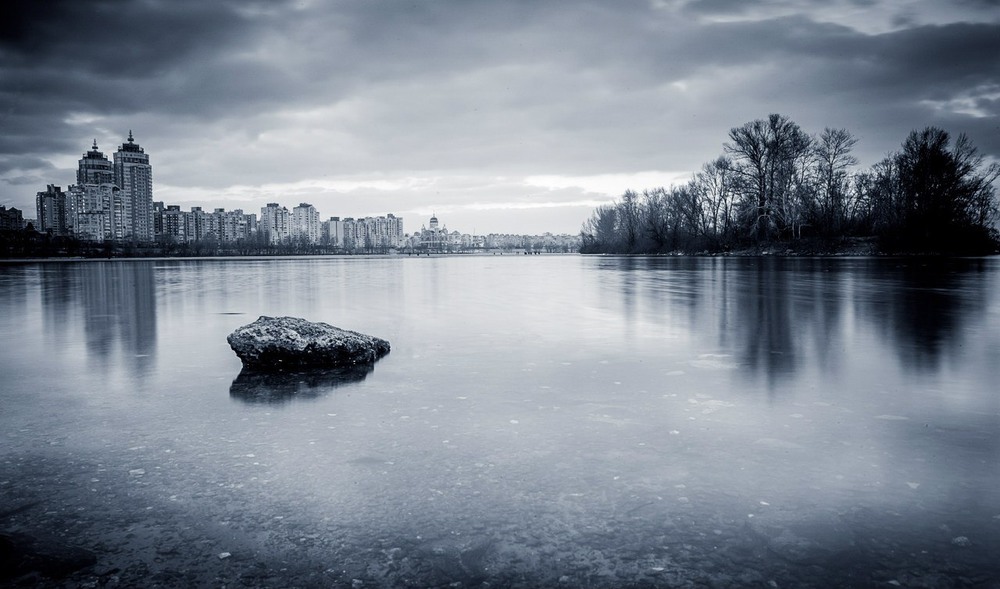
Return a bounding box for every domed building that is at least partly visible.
[417,213,448,251]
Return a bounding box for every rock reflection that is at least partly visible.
[229,364,375,404]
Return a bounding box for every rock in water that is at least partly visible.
[227,316,390,370]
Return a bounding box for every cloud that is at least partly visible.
[1,0,997,232]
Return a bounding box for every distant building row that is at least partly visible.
[32,137,404,247]
[154,203,404,248]
[26,137,579,251]
[405,214,580,251]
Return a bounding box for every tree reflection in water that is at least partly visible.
[596,256,991,387]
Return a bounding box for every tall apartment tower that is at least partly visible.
[114,131,154,241]
[77,140,114,184]
[292,203,320,244]
[36,184,73,235]
[260,203,291,244]
[73,141,125,241]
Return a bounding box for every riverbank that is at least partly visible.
[587,236,999,257]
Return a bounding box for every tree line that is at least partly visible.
[580,114,1000,255]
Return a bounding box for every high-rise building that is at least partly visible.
[152,201,164,237]
[325,214,402,250]
[341,217,359,250]
[324,216,344,247]
[0,206,25,231]
[379,213,404,247]
[160,205,186,242]
[36,184,74,235]
[185,206,210,242]
[209,208,255,243]
[71,140,127,241]
[70,183,125,241]
[77,140,114,185]
[114,131,153,241]
[292,203,320,244]
[260,203,290,244]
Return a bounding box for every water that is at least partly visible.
[1,255,998,587]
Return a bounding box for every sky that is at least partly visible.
[1,0,998,235]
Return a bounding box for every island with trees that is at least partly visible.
[580,114,1000,255]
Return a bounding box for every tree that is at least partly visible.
[575,115,998,254]
[852,156,901,236]
[692,156,738,247]
[641,188,671,251]
[619,189,641,251]
[725,114,813,241]
[812,128,858,234]
[891,127,999,251]
[580,204,619,253]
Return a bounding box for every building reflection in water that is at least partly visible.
[40,261,158,377]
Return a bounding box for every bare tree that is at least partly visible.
[693,156,737,246]
[642,188,671,251]
[725,114,812,241]
[619,189,641,251]
[813,128,859,233]
[580,204,620,252]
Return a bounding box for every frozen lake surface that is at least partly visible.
[1,255,999,587]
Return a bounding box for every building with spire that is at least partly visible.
[115,131,154,241]
[77,140,114,185]
[70,140,125,240]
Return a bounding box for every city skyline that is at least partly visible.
[31,136,577,248]
[2,1,998,235]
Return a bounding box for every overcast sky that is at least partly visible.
[2,0,998,235]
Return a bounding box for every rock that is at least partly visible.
[227,316,390,370]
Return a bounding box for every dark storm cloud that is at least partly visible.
[1,0,250,78]
[3,1,994,145]
[0,0,302,120]
[1,0,997,231]
[698,18,1000,104]
[957,0,1000,7]
[0,0,274,184]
